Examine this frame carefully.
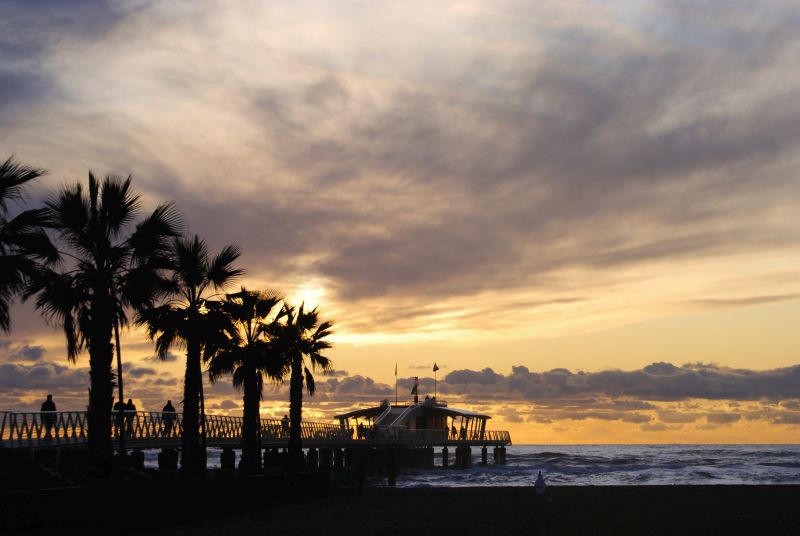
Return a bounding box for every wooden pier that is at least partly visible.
[0,410,511,473]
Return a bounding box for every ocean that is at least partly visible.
[143,444,800,486]
[397,444,800,487]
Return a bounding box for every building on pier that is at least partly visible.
[335,397,492,442]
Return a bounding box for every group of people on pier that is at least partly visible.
[38,395,179,440]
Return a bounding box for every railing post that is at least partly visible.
[0,411,7,447]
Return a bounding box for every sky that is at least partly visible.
[1,0,800,443]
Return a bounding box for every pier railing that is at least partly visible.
[367,426,512,447]
[0,410,511,449]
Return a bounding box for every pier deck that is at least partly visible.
[0,411,511,451]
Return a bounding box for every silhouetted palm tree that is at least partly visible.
[137,236,242,475]
[26,172,181,472]
[267,303,334,471]
[207,288,283,474]
[0,157,57,331]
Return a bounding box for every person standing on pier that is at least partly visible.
[125,399,137,437]
[40,394,56,441]
[162,400,176,437]
[281,414,290,438]
[113,398,125,437]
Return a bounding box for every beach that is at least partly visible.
[125,485,800,536]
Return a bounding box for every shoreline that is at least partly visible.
[125,484,800,536]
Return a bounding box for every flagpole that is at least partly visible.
[395,362,398,406]
[433,363,440,400]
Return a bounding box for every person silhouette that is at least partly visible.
[125,399,136,437]
[281,414,290,438]
[40,394,56,441]
[113,398,125,437]
[162,400,176,437]
[114,400,125,437]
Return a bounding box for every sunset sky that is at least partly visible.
[2,0,800,443]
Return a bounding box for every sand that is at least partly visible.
[125,485,800,536]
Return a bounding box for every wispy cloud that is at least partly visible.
[2,0,800,343]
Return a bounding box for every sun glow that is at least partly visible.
[288,280,327,310]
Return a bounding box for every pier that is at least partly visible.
[0,410,511,470]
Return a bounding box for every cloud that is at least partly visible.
[0,342,46,362]
[0,0,798,345]
[439,362,800,402]
[705,412,741,425]
[212,399,239,410]
[144,352,180,363]
[0,362,85,391]
[689,294,800,309]
[640,423,681,433]
[323,375,393,398]
[498,406,524,424]
[409,363,448,371]
[122,363,158,378]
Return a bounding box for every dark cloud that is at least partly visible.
[144,352,180,363]
[706,412,741,425]
[122,363,158,378]
[0,342,46,362]
[439,362,800,402]
[0,362,85,390]
[498,406,524,424]
[657,410,703,424]
[212,399,239,410]
[323,375,393,398]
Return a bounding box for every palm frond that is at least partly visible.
[304,366,316,396]
[0,156,46,209]
[128,202,183,260]
[44,182,88,246]
[100,175,141,237]
[207,244,244,289]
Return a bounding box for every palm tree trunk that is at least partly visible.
[288,354,304,472]
[113,318,125,460]
[87,298,115,475]
[241,373,261,474]
[181,337,203,475]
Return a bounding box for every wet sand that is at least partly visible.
[127,485,800,536]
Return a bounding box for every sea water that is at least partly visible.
[142,444,800,486]
[397,444,800,487]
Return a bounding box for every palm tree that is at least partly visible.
[0,157,58,331]
[207,288,283,474]
[26,172,181,472]
[267,303,334,471]
[137,236,243,476]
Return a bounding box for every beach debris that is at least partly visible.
[534,470,547,495]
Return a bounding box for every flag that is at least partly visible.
[433,363,439,372]
[410,384,418,395]
[395,362,397,376]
